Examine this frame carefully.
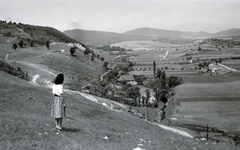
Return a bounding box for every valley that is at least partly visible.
[0,20,240,149]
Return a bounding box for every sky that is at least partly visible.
[1,0,240,33]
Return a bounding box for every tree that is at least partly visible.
[156,68,162,79]
[18,40,24,48]
[30,42,34,47]
[91,53,95,61]
[153,61,156,77]
[12,43,18,50]
[126,86,140,106]
[103,61,108,69]
[145,89,150,104]
[168,76,181,88]
[100,57,105,61]
[46,41,50,49]
[134,75,146,85]
[84,48,91,55]
[198,46,202,51]
[70,46,78,56]
[161,71,166,89]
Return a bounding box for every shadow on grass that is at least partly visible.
[62,127,81,132]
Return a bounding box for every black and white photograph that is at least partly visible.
[0,0,240,149]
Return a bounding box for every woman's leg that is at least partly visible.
[55,118,58,127]
[55,118,62,130]
[59,118,63,128]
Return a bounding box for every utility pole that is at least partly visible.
[147,104,148,121]
[207,124,209,141]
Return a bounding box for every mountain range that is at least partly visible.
[64,27,240,44]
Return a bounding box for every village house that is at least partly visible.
[117,74,137,85]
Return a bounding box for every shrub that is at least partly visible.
[12,43,18,50]
[100,57,105,61]
[18,40,24,48]
[46,41,50,49]
[70,46,78,56]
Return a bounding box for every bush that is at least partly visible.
[84,48,91,55]
[70,46,78,56]
[12,43,18,50]
[46,41,50,49]
[100,57,105,61]
[0,60,30,81]
[18,40,24,48]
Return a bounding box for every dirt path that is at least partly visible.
[163,50,169,59]
[217,63,239,72]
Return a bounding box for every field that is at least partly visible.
[173,101,240,133]
[172,81,240,133]
[110,40,184,51]
[122,40,240,138]
[222,59,240,70]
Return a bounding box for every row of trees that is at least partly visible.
[12,40,50,50]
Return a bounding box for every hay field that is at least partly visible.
[175,81,240,99]
[173,101,240,132]
[110,40,184,51]
[222,59,240,70]
[173,81,240,132]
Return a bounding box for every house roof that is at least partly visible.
[117,74,135,81]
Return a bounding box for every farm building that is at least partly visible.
[208,64,218,73]
[117,74,137,85]
[209,64,214,70]
[109,51,119,55]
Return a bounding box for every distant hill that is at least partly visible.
[124,27,240,39]
[64,29,146,44]
[212,28,240,38]
[0,20,80,46]
[64,27,240,44]
[124,27,212,39]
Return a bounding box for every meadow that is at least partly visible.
[222,59,240,70]
[173,80,240,133]
[111,40,184,51]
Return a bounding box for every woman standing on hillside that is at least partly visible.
[51,74,66,131]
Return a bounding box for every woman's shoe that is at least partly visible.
[56,126,62,131]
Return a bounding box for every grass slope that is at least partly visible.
[0,71,235,150]
[0,21,79,45]
[2,42,104,89]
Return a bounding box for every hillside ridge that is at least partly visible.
[64,27,240,44]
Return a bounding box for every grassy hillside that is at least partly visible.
[0,71,235,149]
[0,20,81,46]
[3,42,104,89]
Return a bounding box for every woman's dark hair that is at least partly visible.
[54,74,64,84]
